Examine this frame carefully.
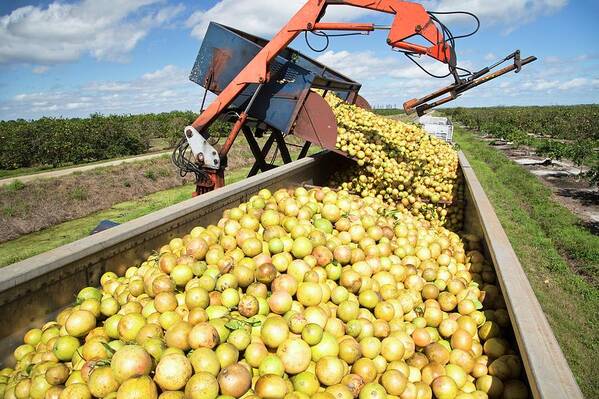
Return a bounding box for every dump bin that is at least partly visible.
[0,152,582,398]
[189,22,370,150]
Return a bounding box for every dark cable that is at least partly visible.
[301,10,480,83]
[171,136,210,182]
[404,53,452,79]
[428,11,480,40]
[455,66,473,77]
[402,10,480,81]
[304,30,366,53]
[304,30,329,52]
[200,73,213,112]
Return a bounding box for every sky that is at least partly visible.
[0,0,598,120]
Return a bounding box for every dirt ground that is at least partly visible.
[482,137,599,234]
[0,156,193,242]
[0,134,309,243]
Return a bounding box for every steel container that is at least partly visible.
[0,152,582,398]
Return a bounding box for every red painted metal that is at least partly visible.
[205,48,233,92]
[331,0,452,62]
[195,168,225,194]
[219,112,248,157]
[189,0,456,196]
[354,95,372,110]
[312,22,374,31]
[292,91,339,151]
[190,0,453,135]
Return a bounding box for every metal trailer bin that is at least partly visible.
[0,152,582,398]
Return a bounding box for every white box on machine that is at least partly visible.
[419,115,453,142]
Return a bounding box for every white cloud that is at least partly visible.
[545,56,562,64]
[315,50,466,107]
[32,65,49,74]
[1,64,206,120]
[558,78,597,90]
[520,77,599,92]
[315,48,597,107]
[185,0,569,40]
[316,50,459,82]
[425,0,568,32]
[141,64,185,81]
[0,0,184,65]
[316,50,397,82]
[186,0,371,39]
[484,53,496,62]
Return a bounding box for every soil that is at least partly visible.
[0,157,194,243]
[481,136,599,235]
[0,133,307,243]
[0,151,171,188]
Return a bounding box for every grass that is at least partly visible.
[4,180,26,191]
[70,187,88,201]
[143,169,158,181]
[0,166,252,268]
[0,150,171,180]
[0,165,55,179]
[149,138,170,151]
[454,126,598,398]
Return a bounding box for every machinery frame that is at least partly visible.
[177,0,536,195]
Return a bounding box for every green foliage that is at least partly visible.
[586,165,599,187]
[70,187,88,201]
[445,105,599,140]
[157,167,171,178]
[569,139,595,170]
[0,110,240,170]
[372,108,404,116]
[445,105,599,169]
[535,140,570,160]
[2,206,14,217]
[4,180,25,191]
[143,170,157,181]
[142,167,170,180]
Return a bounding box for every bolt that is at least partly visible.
[186,129,193,138]
[212,151,217,156]
[197,153,204,164]
[259,77,264,83]
[386,38,392,44]
[415,24,422,32]
[213,159,218,165]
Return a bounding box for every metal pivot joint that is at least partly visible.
[183,126,220,169]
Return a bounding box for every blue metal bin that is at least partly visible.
[189,22,367,142]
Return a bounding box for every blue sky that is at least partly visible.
[0,0,597,120]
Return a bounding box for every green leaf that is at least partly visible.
[225,320,245,330]
[102,342,116,356]
[245,318,262,327]
[225,317,262,330]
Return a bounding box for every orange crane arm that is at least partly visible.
[189,0,454,135]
